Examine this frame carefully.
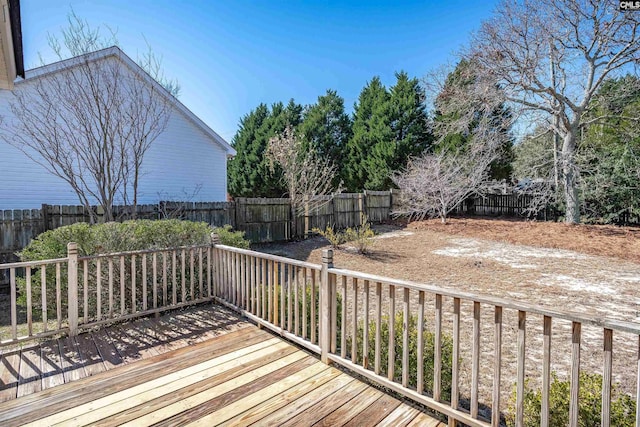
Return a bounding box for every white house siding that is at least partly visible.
[0,52,230,210]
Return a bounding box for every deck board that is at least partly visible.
[0,304,445,427]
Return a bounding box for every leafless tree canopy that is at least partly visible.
[266,125,341,215]
[2,53,171,222]
[393,62,508,223]
[468,0,640,223]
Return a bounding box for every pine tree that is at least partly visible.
[227,100,302,197]
[343,77,392,191]
[299,89,352,175]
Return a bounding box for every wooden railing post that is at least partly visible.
[320,249,333,364]
[211,233,221,297]
[67,242,79,336]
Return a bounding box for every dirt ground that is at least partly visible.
[255,217,640,413]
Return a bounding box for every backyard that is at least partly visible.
[256,217,640,414]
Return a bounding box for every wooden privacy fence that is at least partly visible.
[0,192,397,274]
[0,243,639,426]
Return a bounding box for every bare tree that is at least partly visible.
[266,126,341,233]
[468,0,640,223]
[0,12,174,222]
[393,61,509,223]
[392,141,498,224]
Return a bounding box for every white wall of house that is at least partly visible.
[0,50,232,210]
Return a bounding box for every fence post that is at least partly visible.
[320,249,333,364]
[359,192,365,224]
[67,242,79,336]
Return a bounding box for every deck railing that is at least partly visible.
[1,241,638,427]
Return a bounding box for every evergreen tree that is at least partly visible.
[343,77,392,191]
[434,60,514,181]
[227,100,302,197]
[299,90,351,187]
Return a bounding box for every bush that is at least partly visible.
[506,372,636,427]
[213,225,250,249]
[347,312,454,402]
[313,217,375,254]
[17,220,249,318]
[312,226,345,248]
[343,217,375,254]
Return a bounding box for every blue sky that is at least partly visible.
[21,1,498,143]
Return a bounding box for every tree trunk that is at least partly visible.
[561,129,580,224]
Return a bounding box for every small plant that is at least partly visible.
[506,372,636,427]
[343,216,375,254]
[313,217,375,254]
[312,225,345,248]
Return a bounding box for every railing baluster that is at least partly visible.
[235,252,241,306]
[108,258,114,317]
[152,253,158,309]
[131,254,137,313]
[569,321,581,427]
[341,275,347,359]
[261,258,267,320]
[244,254,249,308]
[206,247,211,298]
[41,265,47,332]
[269,260,275,323]
[198,248,203,299]
[10,267,17,340]
[417,290,425,393]
[302,267,308,340]
[602,328,612,427]
[294,266,300,336]
[181,249,186,304]
[542,315,552,427]
[162,252,167,305]
[189,249,195,301]
[352,278,358,363]
[250,256,256,314]
[388,284,396,381]
[434,294,442,401]
[82,260,88,324]
[120,256,125,315]
[142,253,147,311]
[471,301,481,418]
[288,264,294,331]
[172,250,177,306]
[516,310,526,427]
[375,281,382,375]
[279,262,285,327]
[330,271,337,354]
[97,259,102,321]
[56,263,62,330]
[311,269,317,344]
[363,280,370,370]
[449,297,460,427]
[402,287,410,388]
[492,306,503,427]
[26,266,32,335]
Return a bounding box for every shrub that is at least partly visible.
[343,217,375,254]
[213,225,250,249]
[313,217,375,254]
[17,220,249,318]
[347,312,454,402]
[312,226,345,248]
[506,372,636,427]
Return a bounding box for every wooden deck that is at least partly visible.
[0,305,444,426]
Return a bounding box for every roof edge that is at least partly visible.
[21,46,235,155]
